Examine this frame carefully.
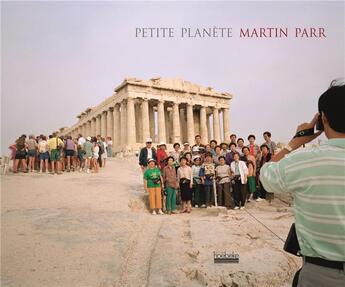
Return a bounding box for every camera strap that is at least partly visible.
[293,128,315,138]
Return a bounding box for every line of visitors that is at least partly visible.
[8,133,113,174]
[140,132,277,215]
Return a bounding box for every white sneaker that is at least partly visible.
[87,169,90,174]
[240,206,245,210]
[152,210,157,215]
[256,198,263,202]
[79,168,83,172]
[158,209,164,215]
[201,204,206,208]
[195,205,199,208]
[234,206,240,210]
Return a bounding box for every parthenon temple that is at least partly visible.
[63,78,233,153]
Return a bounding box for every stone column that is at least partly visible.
[165,108,170,144]
[141,99,150,142]
[213,107,221,143]
[96,114,101,136]
[157,100,166,143]
[87,120,91,136]
[100,111,107,137]
[200,106,208,144]
[91,117,96,136]
[120,101,127,146]
[187,103,195,145]
[223,108,230,142]
[172,102,181,143]
[149,104,155,141]
[126,97,136,145]
[106,108,113,138]
[135,104,142,142]
[113,104,120,147]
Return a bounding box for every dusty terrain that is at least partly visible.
[1,157,301,287]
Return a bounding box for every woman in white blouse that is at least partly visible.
[230,152,248,210]
[177,157,193,213]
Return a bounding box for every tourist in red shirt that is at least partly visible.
[156,142,168,170]
[247,134,260,158]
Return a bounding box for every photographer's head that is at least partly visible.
[318,80,345,138]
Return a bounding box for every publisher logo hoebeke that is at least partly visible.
[213,251,240,263]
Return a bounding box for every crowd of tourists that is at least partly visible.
[8,133,113,174]
[140,133,277,215]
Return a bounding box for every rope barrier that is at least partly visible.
[232,192,290,243]
[243,208,286,243]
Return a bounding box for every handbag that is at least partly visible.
[152,178,161,184]
[180,178,191,185]
[283,223,301,257]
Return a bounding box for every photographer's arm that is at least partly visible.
[271,113,322,163]
[260,114,323,193]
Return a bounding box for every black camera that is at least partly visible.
[316,113,324,131]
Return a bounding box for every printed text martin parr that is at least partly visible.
[135,27,326,38]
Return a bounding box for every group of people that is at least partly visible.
[140,132,277,215]
[8,133,113,174]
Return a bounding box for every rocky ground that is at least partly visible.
[1,157,301,287]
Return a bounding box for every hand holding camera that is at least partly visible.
[289,113,323,150]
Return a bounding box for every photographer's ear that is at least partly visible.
[321,112,329,127]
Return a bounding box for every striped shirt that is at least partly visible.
[260,138,345,261]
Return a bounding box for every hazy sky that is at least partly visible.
[1,1,344,153]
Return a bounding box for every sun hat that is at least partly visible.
[192,146,200,152]
[159,141,166,146]
[147,158,156,164]
[86,136,91,141]
[193,155,201,161]
[146,138,153,143]
[183,142,190,146]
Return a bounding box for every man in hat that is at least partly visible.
[156,141,168,171]
[139,138,157,173]
[182,142,191,155]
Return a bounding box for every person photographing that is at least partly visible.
[260,81,345,287]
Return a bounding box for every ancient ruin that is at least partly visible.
[63,78,232,153]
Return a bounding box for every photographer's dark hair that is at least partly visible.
[318,80,345,133]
